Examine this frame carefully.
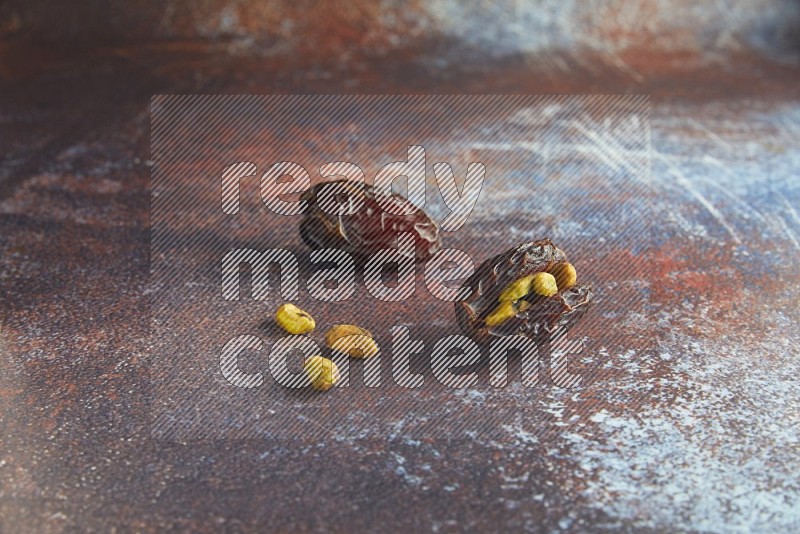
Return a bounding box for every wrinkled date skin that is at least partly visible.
[299,179,442,261]
[454,239,593,345]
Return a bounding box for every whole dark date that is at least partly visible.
[299,179,442,261]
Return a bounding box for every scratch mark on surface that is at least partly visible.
[656,152,742,245]
[688,118,734,153]
[573,122,648,178]
[780,195,800,227]
[775,215,800,250]
[605,52,645,84]
[701,155,768,224]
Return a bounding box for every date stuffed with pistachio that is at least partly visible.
[454,239,592,344]
[299,179,441,261]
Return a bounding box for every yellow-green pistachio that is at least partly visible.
[274,303,316,335]
[550,262,577,291]
[499,270,562,302]
[530,272,558,297]
[485,299,530,327]
[324,324,379,358]
[303,355,340,391]
[498,274,535,302]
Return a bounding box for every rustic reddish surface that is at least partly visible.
[1,2,800,532]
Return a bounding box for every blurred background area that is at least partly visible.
[2,0,798,63]
[1,0,798,92]
[1,0,798,193]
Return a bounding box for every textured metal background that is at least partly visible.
[1,1,799,532]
